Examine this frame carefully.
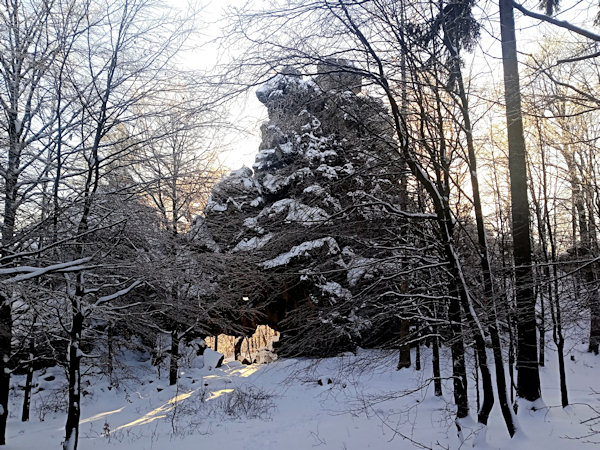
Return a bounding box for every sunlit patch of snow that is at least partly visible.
[205,388,234,401]
[111,390,196,432]
[80,407,126,425]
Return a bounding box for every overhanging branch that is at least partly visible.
[512,1,600,42]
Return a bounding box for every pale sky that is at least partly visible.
[168,0,265,171]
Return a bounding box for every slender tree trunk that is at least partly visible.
[560,146,600,354]
[397,316,411,369]
[433,75,495,426]
[499,0,541,403]
[64,306,83,450]
[396,0,411,372]
[508,313,516,405]
[545,194,569,407]
[0,114,20,446]
[415,336,421,371]
[234,336,244,361]
[538,284,545,366]
[169,330,180,386]
[21,338,35,422]
[107,325,114,387]
[589,297,600,355]
[448,43,516,436]
[438,188,494,425]
[474,349,480,413]
[449,292,469,419]
[432,319,442,397]
[0,295,11,446]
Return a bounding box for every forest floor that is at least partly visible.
[5,340,600,449]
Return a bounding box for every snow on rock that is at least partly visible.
[262,173,287,194]
[262,237,340,269]
[318,281,352,302]
[258,198,329,225]
[253,348,278,364]
[206,166,261,212]
[242,216,265,234]
[253,148,278,171]
[262,167,315,196]
[255,74,286,104]
[255,73,318,106]
[232,233,273,252]
[279,141,294,154]
[302,184,325,196]
[203,348,224,370]
[316,164,339,180]
[204,196,239,213]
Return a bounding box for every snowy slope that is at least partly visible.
[6,343,600,449]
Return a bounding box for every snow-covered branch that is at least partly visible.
[0,257,93,283]
[93,280,142,307]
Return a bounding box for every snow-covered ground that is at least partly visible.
[6,342,600,449]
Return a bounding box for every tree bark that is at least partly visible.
[0,296,11,446]
[64,307,83,450]
[432,319,442,397]
[446,39,516,436]
[397,317,411,369]
[21,338,35,422]
[169,330,180,386]
[499,0,541,403]
[449,292,469,419]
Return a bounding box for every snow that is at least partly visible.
[316,164,339,180]
[253,149,277,171]
[318,281,351,301]
[262,237,340,269]
[249,196,263,207]
[203,349,224,370]
[259,198,329,225]
[279,142,294,154]
[255,74,286,102]
[204,198,228,213]
[6,341,600,450]
[303,184,325,195]
[232,234,273,252]
[242,217,265,234]
[262,173,287,194]
[0,257,93,283]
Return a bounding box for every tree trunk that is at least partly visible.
[397,318,411,369]
[169,331,180,386]
[234,336,244,361]
[432,320,442,397]
[0,296,11,446]
[589,298,600,355]
[449,292,469,419]
[448,41,516,435]
[21,338,35,422]
[107,325,114,387]
[0,119,19,446]
[499,0,541,403]
[64,308,83,450]
[440,211,494,425]
[415,337,421,371]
